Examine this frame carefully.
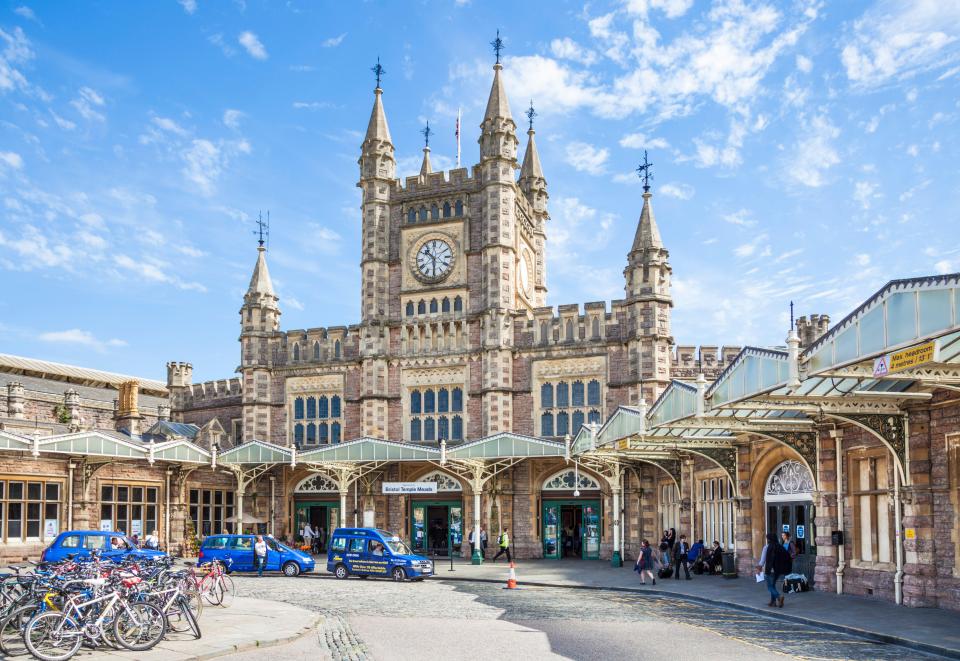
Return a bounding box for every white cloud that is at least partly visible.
[854,254,871,266]
[0,151,23,170]
[70,86,105,122]
[550,37,598,66]
[238,31,267,60]
[624,0,695,19]
[14,6,38,21]
[787,114,840,187]
[152,116,188,136]
[0,26,33,93]
[841,1,960,86]
[223,109,243,130]
[49,110,76,131]
[181,138,250,195]
[723,209,758,227]
[114,254,206,291]
[321,33,346,48]
[619,132,669,150]
[733,233,769,258]
[0,223,75,269]
[177,0,197,14]
[935,260,955,274]
[208,33,235,57]
[38,328,126,352]
[906,144,919,157]
[659,182,694,200]
[564,141,609,175]
[853,181,878,209]
[796,54,813,73]
[292,101,336,111]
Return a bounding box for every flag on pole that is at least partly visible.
[456,107,461,168]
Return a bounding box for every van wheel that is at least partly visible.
[391,567,406,582]
[282,561,301,577]
[334,564,349,579]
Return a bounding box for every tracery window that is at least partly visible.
[313,342,321,360]
[418,471,462,491]
[766,460,814,497]
[408,209,416,224]
[454,296,463,312]
[443,202,451,218]
[295,473,338,493]
[455,200,463,216]
[540,379,603,437]
[542,469,600,491]
[430,299,438,313]
[406,301,414,316]
[291,393,344,446]
[409,386,464,442]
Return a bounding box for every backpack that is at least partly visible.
[773,544,793,575]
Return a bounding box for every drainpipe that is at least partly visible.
[833,429,845,595]
[611,478,622,567]
[67,462,75,530]
[164,469,171,551]
[472,474,483,565]
[894,467,904,605]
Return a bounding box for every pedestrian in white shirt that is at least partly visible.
[254,535,268,577]
[144,529,160,551]
[303,523,315,552]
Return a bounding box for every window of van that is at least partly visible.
[204,536,228,549]
[330,537,346,552]
[60,535,82,548]
[266,538,280,551]
[348,538,366,553]
[84,535,108,550]
[229,537,253,550]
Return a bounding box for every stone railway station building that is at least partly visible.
[2,59,960,613]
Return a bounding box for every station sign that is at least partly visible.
[382,482,438,495]
[873,339,938,378]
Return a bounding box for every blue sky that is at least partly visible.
[0,0,958,383]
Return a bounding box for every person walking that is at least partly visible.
[254,534,268,577]
[673,534,691,580]
[303,522,315,553]
[492,528,512,563]
[757,532,792,607]
[480,527,488,558]
[634,539,656,585]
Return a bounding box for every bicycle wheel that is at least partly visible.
[215,575,235,608]
[23,612,82,661]
[200,576,221,606]
[166,594,198,634]
[182,587,203,619]
[179,596,201,639]
[0,604,37,656]
[112,603,166,652]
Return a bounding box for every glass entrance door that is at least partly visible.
[410,500,462,556]
[294,501,339,552]
[542,499,601,560]
[766,501,815,580]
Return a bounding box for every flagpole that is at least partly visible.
[456,107,461,168]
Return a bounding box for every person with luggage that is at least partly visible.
[757,532,793,607]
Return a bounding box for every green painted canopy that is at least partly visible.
[217,440,291,464]
[151,439,211,464]
[38,432,146,458]
[447,433,565,460]
[298,437,439,463]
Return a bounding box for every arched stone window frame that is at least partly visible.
[418,470,463,492]
[442,201,451,218]
[765,460,815,502]
[313,341,321,360]
[542,468,601,491]
[295,473,339,493]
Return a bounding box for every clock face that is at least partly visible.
[416,239,453,280]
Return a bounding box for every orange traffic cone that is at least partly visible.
[506,562,518,589]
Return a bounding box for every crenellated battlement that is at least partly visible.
[187,378,242,401]
[395,166,478,196]
[670,345,742,378]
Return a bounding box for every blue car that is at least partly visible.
[327,528,432,581]
[198,534,314,576]
[42,531,165,563]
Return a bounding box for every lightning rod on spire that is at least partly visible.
[491,30,504,65]
[371,57,385,89]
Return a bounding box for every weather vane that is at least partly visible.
[254,210,270,248]
[491,29,504,65]
[371,57,385,88]
[421,120,432,148]
[790,301,795,330]
[636,150,654,193]
[526,100,537,132]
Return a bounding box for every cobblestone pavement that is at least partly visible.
[227,574,948,661]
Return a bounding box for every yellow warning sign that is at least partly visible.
[888,341,937,373]
[904,528,916,540]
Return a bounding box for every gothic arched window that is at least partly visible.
[587,409,601,425]
[411,418,421,442]
[438,416,449,440]
[318,396,329,419]
[443,201,451,218]
[566,320,574,341]
[572,410,585,433]
[410,390,421,414]
[430,299,438,313]
[572,381,585,406]
[332,422,341,443]
[540,322,549,345]
[419,206,428,221]
[418,300,426,314]
[294,424,304,445]
[293,344,300,361]
[306,423,316,444]
[334,340,341,358]
[294,398,304,420]
[424,417,435,441]
[408,208,416,224]
[306,397,316,419]
[455,200,463,216]
[557,411,569,436]
[556,382,569,408]
[453,296,463,312]
[541,412,554,437]
[592,317,601,339]
[431,204,439,220]
[424,389,435,413]
[438,388,449,413]
[331,396,341,418]
[452,387,463,412]
[452,415,463,440]
[313,341,320,360]
[319,422,328,443]
[441,297,450,313]
[587,380,601,406]
[541,383,554,408]
[406,301,414,316]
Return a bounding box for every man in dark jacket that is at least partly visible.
[757,532,792,607]
[673,534,692,580]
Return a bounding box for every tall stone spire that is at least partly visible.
[519,126,544,186]
[630,191,662,252]
[247,245,275,298]
[520,100,548,308]
[419,120,432,176]
[364,87,392,146]
[483,62,513,124]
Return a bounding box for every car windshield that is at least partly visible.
[385,538,412,555]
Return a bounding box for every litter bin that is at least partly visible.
[722,551,738,579]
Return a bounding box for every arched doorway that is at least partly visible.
[541,467,602,560]
[293,473,339,553]
[765,460,815,581]
[409,470,463,557]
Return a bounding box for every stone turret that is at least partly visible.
[240,245,282,442]
[115,380,142,437]
[796,314,831,349]
[519,112,548,307]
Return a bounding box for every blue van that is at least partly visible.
[198,534,314,576]
[326,528,432,581]
[42,531,165,563]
